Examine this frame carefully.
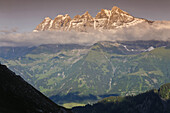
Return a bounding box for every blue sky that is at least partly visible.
[0,0,170,32]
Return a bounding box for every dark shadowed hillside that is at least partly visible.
[72,83,170,113]
[0,64,72,113]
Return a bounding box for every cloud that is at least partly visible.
[0,28,18,34]
[0,21,170,47]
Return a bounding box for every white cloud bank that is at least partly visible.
[0,21,170,47]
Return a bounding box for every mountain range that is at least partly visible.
[1,5,170,108]
[33,6,151,32]
[0,40,170,106]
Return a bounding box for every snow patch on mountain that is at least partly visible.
[146,46,155,51]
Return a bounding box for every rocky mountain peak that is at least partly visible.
[111,6,130,15]
[56,15,64,18]
[84,11,90,15]
[34,6,147,32]
[65,14,70,18]
[80,11,93,20]
[33,16,53,32]
[55,14,71,20]
[73,15,81,19]
[44,17,52,21]
[95,9,111,19]
[111,6,120,11]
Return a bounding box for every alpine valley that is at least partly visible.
[0,6,170,108]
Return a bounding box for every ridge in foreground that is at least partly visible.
[0,64,72,113]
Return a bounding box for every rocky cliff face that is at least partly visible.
[33,6,147,32]
[0,64,72,113]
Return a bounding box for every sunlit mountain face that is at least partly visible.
[33,6,147,32]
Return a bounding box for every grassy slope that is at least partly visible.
[63,103,85,109]
[1,42,170,105]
